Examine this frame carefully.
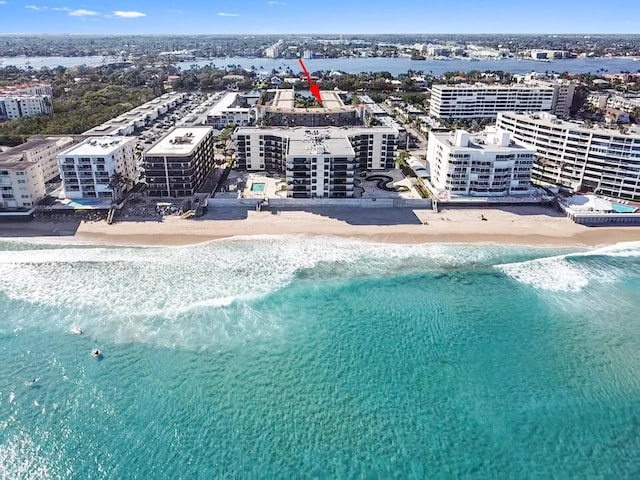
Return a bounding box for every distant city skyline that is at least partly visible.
[0,0,639,35]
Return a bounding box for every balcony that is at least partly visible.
[332,171,353,179]
[288,166,311,173]
[332,165,355,172]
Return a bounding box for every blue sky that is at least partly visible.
[0,0,638,34]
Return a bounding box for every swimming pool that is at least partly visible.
[250,182,266,193]
[611,202,638,213]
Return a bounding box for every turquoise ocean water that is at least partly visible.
[1,237,639,478]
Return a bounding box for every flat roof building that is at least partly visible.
[143,126,216,198]
[233,126,398,198]
[0,83,54,121]
[0,135,79,208]
[429,84,555,120]
[257,88,362,127]
[82,92,187,136]
[206,92,254,129]
[496,112,640,200]
[57,136,137,200]
[427,128,536,197]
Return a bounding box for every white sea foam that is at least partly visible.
[497,242,640,292]
[0,236,553,348]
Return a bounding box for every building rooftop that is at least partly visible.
[288,131,355,156]
[433,83,554,91]
[236,125,398,137]
[59,136,134,157]
[0,83,50,95]
[0,135,77,170]
[500,112,640,137]
[263,88,356,113]
[82,92,186,136]
[235,125,399,156]
[207,92,250,115]
[145,127,213,157]
[432,128,533,152]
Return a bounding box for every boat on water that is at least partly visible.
[70,327,84,335]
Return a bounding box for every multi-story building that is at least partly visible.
[233,125,398,173]
[206,92,254,129]
[0,83,54,121]
[496,112,640,200]
[82,92,187,136]
[143,126,215,197]
[0,136,79,208]
[257,89,361,127]
[523,78,576,118]
[606,95,640,114]
[429,84,554,120]
[57,136,136,200]
[530,49,570,59]
[285,130,357,198]
[427,128,536,197]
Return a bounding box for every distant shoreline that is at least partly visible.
[2,55,639,76]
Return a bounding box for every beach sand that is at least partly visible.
[3,206,639,247]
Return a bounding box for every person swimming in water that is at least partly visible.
[92,349,101,357]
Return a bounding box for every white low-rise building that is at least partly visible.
[429,84,554,120]
[427,128,536,197]
[0,136,79,208]
[496,112,640,200]
[0,83,54,121]
[82,92,187,136]
[57,137,137,200]
[206,92,253,129]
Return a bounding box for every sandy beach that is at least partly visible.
[3,206,640,247]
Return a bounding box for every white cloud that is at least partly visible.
[51,7,72,11]
[0,1,7,5]
[268,1,287,5]
[69,9,98,16]
[25,5,47,10]
[218,12,239,17]
[112,10,146,18]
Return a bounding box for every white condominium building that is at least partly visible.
[606,95,640,113]
[57,137,137,200]
[82,92,187,136]
[427,128,536,197]
[496,112,640,200]
[0,83,54,121]
[523,78,576,118]
[234,125,398,173]
[0,136,79,208]
[206,92,253,129]
[429,84,554,120]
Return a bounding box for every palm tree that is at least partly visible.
[108,173,132,201]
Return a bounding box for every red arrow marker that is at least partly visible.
[298,58,322,105]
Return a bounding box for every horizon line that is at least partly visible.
[0,32,637,36]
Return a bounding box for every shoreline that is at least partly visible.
[3,206,640,248]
